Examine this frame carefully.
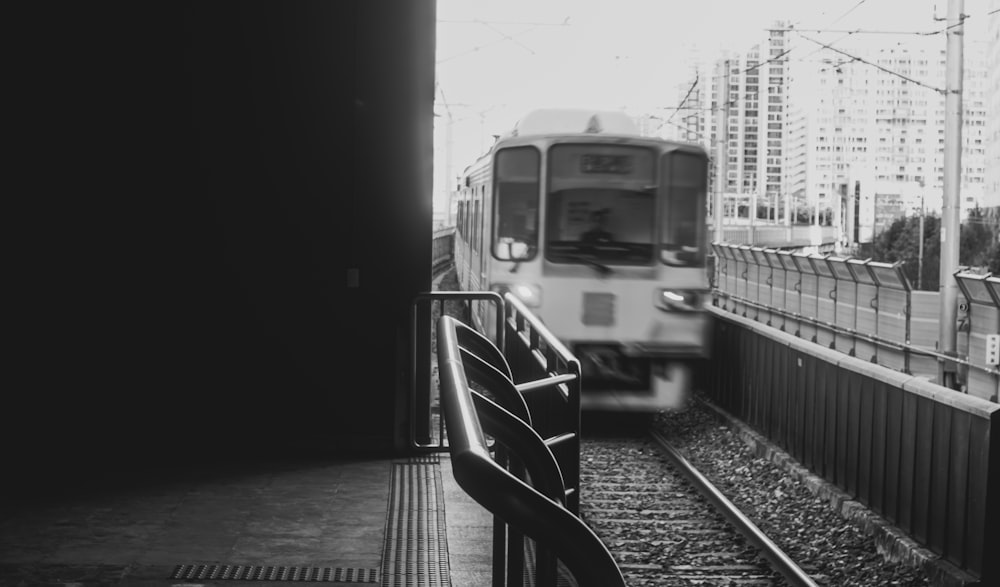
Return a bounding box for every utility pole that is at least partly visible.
[939,0,963,387]
[918,195,925,290]
[784,166,792,242]
[713,59,730,244]
[833,181,843,253]
[436,82,456,227]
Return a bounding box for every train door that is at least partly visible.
[472,184,484,290]
[456,192,473,289]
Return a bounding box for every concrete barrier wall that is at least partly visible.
[705,307,999,581]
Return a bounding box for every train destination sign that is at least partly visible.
[580,154,633,174]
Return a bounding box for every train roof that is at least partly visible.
[505,108,640,138]
[460,108,705,178]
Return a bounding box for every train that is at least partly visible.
[452,108,712,412]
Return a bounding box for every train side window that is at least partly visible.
[493,147,540,261]
[473,198,481,253]
[660,151,708,266]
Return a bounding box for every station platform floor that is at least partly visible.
[0,452,493,587]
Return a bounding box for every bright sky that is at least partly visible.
[432,0,991,218]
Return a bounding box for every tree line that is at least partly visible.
[861,207,999,290]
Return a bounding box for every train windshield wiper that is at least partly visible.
[547,252,612,275]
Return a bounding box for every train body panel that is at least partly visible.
[533,271,708,346]
[452,108,711,412]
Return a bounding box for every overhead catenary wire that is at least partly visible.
[438,3,987,169]
[650,43,795,136]
[664,75,699,126]
[793,31,947,93]
[661,7,988,118]
[828,0,870,25]
[437,27,540,64]
[436,16,569,64]
[769,8,983,36]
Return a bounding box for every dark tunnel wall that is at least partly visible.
[10,1,436,490]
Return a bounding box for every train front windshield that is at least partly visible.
[544,144,655,265]
[491,143,706,266]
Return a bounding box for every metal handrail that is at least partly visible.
[469,391,567,506]
[457,337,533,425]
[502,291,583,515]
[504,292,577,367]
[714,290,1000,377]
[437,315,626,587]
[409,290,505,450]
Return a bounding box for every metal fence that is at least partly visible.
[711,242,1000,403]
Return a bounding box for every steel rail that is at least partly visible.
[647,428,820,587]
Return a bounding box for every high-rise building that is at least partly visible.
[787,33,987,243]
[986,0,1000,216]
[677,22,990,246]
[660,25,794,226]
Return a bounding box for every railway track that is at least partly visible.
[579,416,819,587]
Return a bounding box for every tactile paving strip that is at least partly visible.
[380,455,449,587]
[169,564,378,582]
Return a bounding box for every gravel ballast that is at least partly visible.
[651,396,978,587]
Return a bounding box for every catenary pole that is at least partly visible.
[714,60,730,244]
[939,0,963,387]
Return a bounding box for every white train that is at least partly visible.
[453,109,712,412]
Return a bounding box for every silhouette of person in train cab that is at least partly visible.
[580,208,613,243]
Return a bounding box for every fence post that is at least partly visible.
[751,247,773,326]
[867,261,910,373]
[778,251,800,334]
[809,253,836,349]
[847,259,878,362]
[954,273,1000,401]
[735,245,752,317]
[762,249,786,330]
[711,243,727,310]
[826,256,857,356]
[722,244,741,314]
[791,252,818,342]
[742,246,765,321]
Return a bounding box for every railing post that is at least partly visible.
[954,273,1000,401]
[847,259,878,362]
[826,256,857,355]
[762,249,786,330]
[866,261,910,373]
[792,252,820,343]
[410,291,504,451]
[778,251,802,336]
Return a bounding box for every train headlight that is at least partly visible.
[494,282,542,307]
[655,289,704,312]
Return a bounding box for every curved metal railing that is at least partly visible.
[437,315,625,587]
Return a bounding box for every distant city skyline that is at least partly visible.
[433,0,994,226]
